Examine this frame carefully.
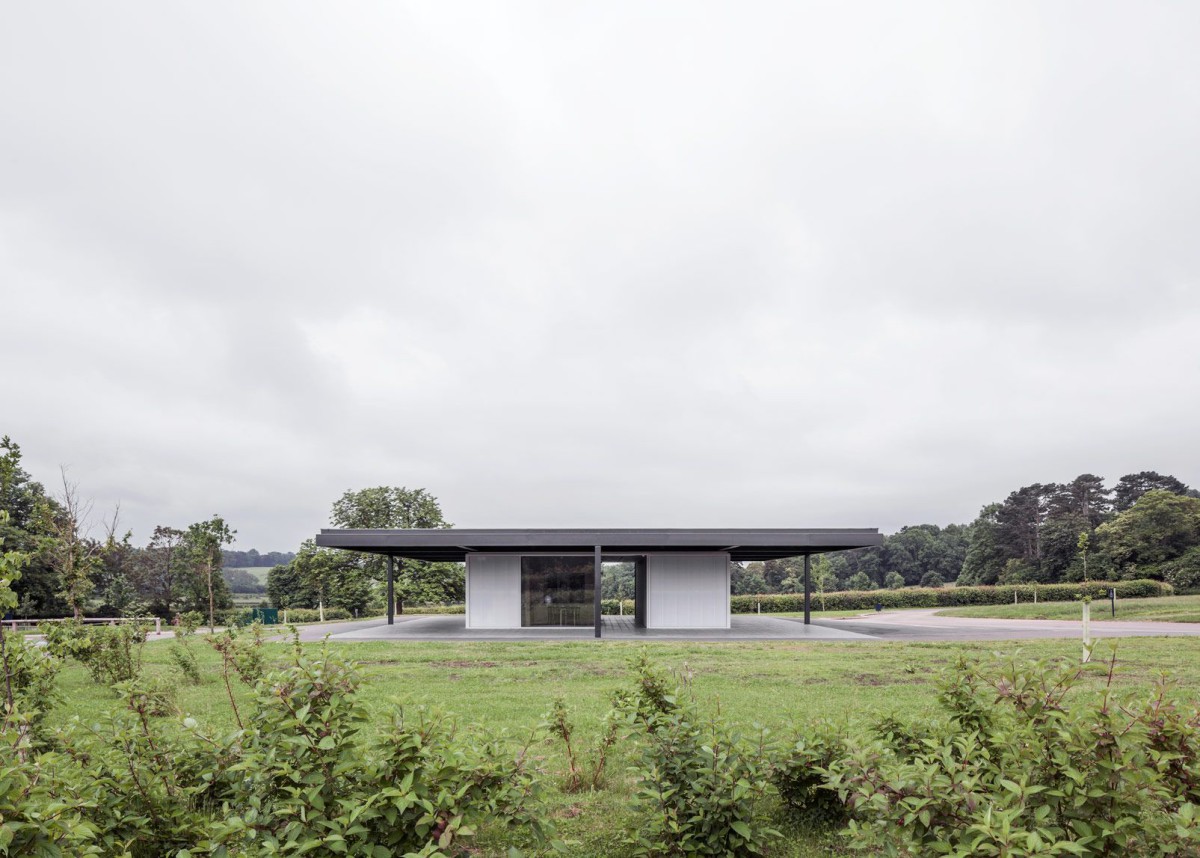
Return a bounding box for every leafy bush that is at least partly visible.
[730,579,1172,613]
[616,652,781,856]
[168,611,202,685]
[8,638,551,856]
[205,642,550,856]
[773,724,849,829]
[543,697,620,792]
[826,650,1200,856]
[919,571,946,588]
[42,620,147,686]
[0,631,61,736]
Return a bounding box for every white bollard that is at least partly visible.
[155,617,161,636]
[1082,601,1091,663]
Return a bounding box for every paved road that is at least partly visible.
[281,611,1200,643]
[823,608,1200,641]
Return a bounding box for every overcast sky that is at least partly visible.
[3,3,1199,551]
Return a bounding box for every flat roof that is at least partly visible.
[314,527,882,562]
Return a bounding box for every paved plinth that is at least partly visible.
[325,614,875,642]
[282,610,1200,643]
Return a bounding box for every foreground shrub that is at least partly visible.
[43,620,147,686]
[617,652,780,856]
[0,632,60,739]
[543,697,620,792]
[773,723,849,829]
[827,649,1200,856]
[4,637,550,856]
[205,643,549,856]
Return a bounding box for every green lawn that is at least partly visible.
[41,635,1200,857]
[937,593,1200,623]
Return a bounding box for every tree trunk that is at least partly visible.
[207,561,216,633]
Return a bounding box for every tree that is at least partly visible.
[1096,490,1200,576]
[0,510,31,712]
[46,469,104,619]
[267,561,312,610]
[731,564,768,596]
[959,504,1007,586]
[884,571,905,589]
[919,571,945,588]
[0,438,59,616]
[1050,474,1113,528]
[845,571,874,591]
[1113,471,1191,512]
[184,516,236,632]
[330,487,455,610]
[133,526,186,616]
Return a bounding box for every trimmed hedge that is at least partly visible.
[730,579,1173,613]
[276,607,352,623]
[601,599,636,616]
[404,604,465,615]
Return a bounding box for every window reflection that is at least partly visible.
[520,556,595,627]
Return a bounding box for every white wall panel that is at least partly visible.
[646,553,730,629]
[466,554,521,628]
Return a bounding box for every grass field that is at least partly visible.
[223,566,272,584]
[42,634,1200,857]
[937,593,1200,623]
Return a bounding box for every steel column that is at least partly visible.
[594,545,602,638]
[387,555,395,626]
[803,554,811,625]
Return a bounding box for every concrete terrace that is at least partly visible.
[286,611,1200,644]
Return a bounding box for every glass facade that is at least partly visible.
[520,556,595,627]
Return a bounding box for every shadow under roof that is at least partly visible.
[315,528,883,562]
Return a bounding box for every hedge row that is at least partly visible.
[602,599,636,616]
[730,579,1173,613]
[274,607,352,623]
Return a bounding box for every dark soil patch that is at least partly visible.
[431,660,499,668]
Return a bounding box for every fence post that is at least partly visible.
[1082,601,1092,663]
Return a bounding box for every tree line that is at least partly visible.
[1,436,236,628]
[730,471,1199,595]
[222,548,295,569]
[265,486,463,617]
[6,429,1198,616]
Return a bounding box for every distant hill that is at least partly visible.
[222,567,270,594]
[222,549,295,569]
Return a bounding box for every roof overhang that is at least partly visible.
[314,528,883,562]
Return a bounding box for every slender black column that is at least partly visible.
[803,554,811,625]
[387,555,395,625]
[594,545,602,639]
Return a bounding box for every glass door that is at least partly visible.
[521,556,595,627]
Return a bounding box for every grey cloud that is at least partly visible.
[3,2,1199,549]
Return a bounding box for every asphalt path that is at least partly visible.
[818,608,1200,641]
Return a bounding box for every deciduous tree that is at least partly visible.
[184,516,236,632]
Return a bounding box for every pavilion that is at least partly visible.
[314,528,883,637]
